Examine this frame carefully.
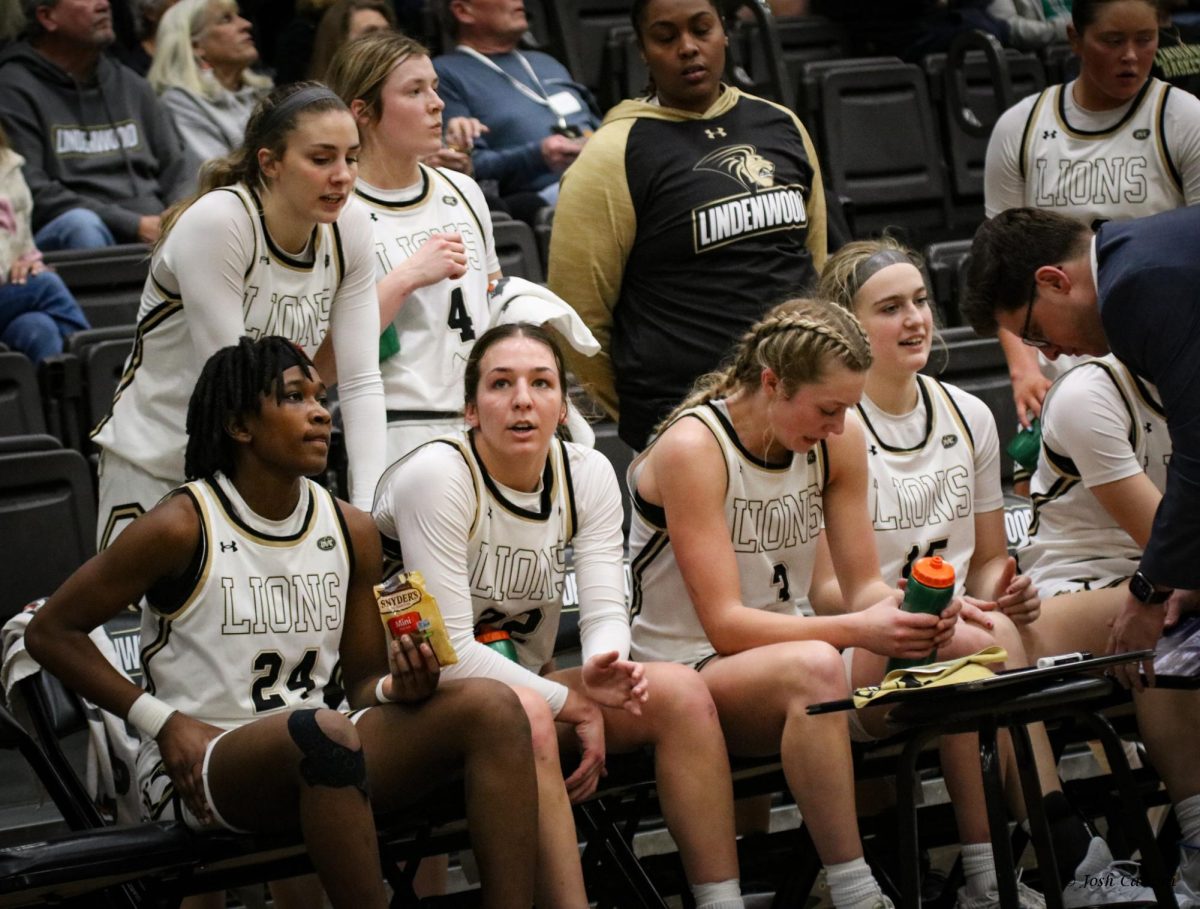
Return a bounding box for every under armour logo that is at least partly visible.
[324,254,330,267]
[1145,421,1153,433]
[1042,129,1057,139]
[220,541,238,553]
[868,445,878,456]
[259,255,270,264]
[369,212,378,221]
[704,127,727,139]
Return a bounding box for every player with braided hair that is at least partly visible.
[629,298,1016,909]
[27,335,537,909]
[92,80,386,554]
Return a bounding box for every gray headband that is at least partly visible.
[260,85,344,135]
[849,248,913,300]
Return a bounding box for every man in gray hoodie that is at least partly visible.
[0,0,195,249]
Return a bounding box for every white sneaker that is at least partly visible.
[1062,837,1156,908]
[955,872,1046,908]
[1177,842,1200,908]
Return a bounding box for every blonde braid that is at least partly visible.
[655,298,871,435]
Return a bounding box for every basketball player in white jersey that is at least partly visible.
[984,0,1200,429]
[92,82,387,551]
[1013,365,1200,909]
[326,32,501,464]
[374,323,745,909]
[25,336,536,909]
[627,299,1046,909]
[816,241,1153,905]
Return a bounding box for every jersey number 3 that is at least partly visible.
[448,287,476,342]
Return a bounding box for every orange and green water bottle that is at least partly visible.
[886,555,956,674]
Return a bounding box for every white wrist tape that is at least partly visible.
[375,676,391,704]
[126,692,176,739]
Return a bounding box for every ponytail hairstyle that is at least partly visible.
[463,322,567,411]
[185,336,317,480]
[158,81,350,244]
[657,298,872,432]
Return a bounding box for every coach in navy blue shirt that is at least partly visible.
[962,205,1200,686]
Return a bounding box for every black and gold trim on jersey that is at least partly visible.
[1053,78,1154,138]
[216,186,258,279]
[98,502,146,550]
[1028,474,1078,537]
[141,612,174,697]
[467,432,557,523]
[245,186,327,273]
[90,295,183,438]
[354,165,487,245]
[354,167,432,209]
[629,529,671,618]
[206,476,321,546]
[143,487,213,622]
[857,377,975,458]
[707,401,795,472]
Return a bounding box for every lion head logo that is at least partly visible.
[694,144,776,190]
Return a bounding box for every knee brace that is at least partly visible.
[287,709,368,796]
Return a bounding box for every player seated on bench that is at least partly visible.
[24,335,537,909]
[1013,351,1200,908]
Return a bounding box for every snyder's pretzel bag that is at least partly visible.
[374,570,458,665]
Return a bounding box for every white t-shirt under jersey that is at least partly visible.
[985,77,1200,223]
[356,165,500,416]
[92,184,385,509]
[372,432,628,716]
[1021,357,1170,594]
[858,376,1003,595]
[629,400,828,667]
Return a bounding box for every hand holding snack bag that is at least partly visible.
[375,570,459,665]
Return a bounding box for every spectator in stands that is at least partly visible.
[963,206,1200,907]
[984,0,1200,429]
[113,0,177,73]
[307,0,393,80]
[149,0,271,165]
[0,123,89,362]
[0,0,196,250]
[988,0,1072,50]
[26,335,538,909]
[327,31,500,464]
[0,2,26,45]
[626,299,1037,909]
[91,82,385,550]
[433,0,599,221]
[548,0,827,451]
[375,322,746,909]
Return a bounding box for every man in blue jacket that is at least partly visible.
[433,0,598,221]
[0,0,195,249]
[963,204,1200,908]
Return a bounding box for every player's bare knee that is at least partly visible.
[785,641,845,698]
[287,708,367,795]
[650,663,719,725]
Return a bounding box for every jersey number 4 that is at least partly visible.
[448,288,476,342]
[251,649,318,712]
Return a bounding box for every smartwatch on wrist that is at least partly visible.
[1129,570,1171,605]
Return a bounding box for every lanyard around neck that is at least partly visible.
[455,45,568,129]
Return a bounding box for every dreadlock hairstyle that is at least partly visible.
[158,81,350,245]
[657,298,873,434]
[185,336,316,480]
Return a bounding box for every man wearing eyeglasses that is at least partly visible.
[962,204,1200,684]
[962,204,1200,909]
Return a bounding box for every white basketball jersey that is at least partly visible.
[93,184,346,483]
[1022,359,1170,593]
[376,433,580,672]
[628,401,827,666]
[1019,78,1184,227]
[858,377,997,595]
[356,165,499,415]
[140,474,351,730]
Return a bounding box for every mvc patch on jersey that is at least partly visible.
[318,535,336,551]
[941,434,958,449]
[691,143,808,253]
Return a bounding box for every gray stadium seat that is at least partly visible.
[42,244,149,329]
[0,353,46,438]
[552,0,636,111]
[493,218,545,283]
[816,61,955,243]
[39,326,135,454]
[0,446,96,621]
[924,238,973,326]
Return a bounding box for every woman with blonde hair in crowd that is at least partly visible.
[149,0,272,163]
